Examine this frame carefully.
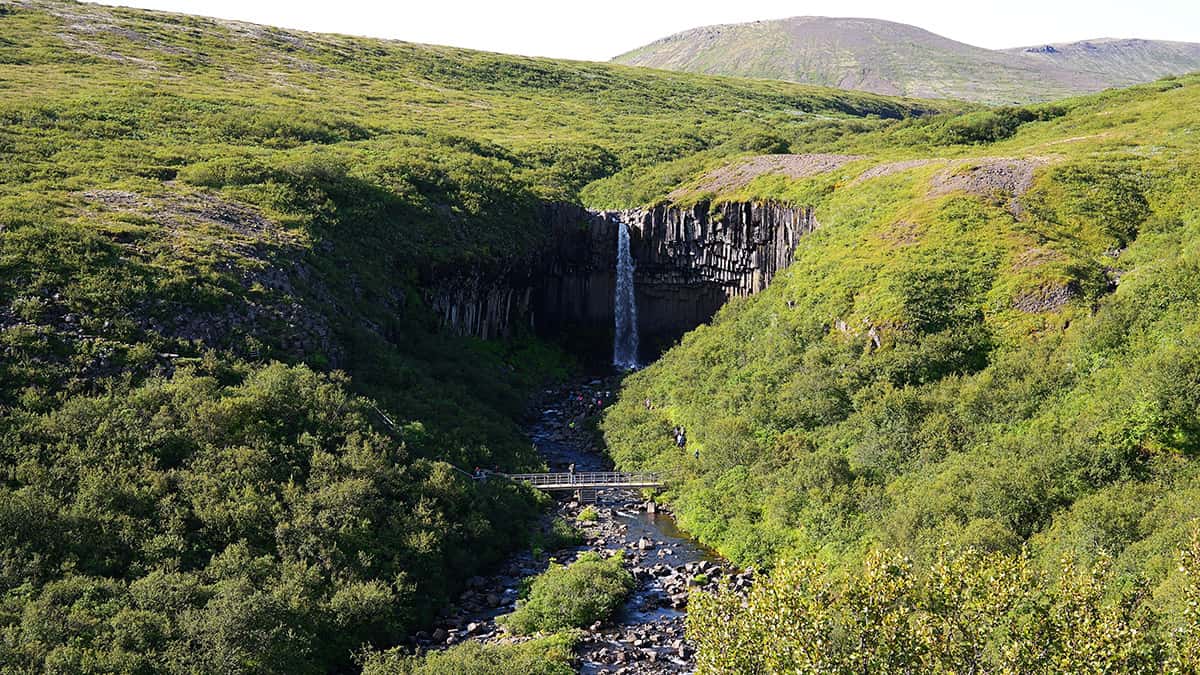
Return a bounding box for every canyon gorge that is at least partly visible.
[424,201,819,360]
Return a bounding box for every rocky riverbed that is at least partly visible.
[411,378,753,673]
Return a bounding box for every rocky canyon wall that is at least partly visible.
[421,200,817,359]
[420,203,616,346]
[621,201,817,353]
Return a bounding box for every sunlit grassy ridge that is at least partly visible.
[603,73,1200,615]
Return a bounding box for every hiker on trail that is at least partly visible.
[675,427,687,449]
[644,398,652,410]
[694,449,700,460]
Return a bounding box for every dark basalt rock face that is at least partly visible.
[422,200,817,362]
[620,201,817,355]
[421,204,617,356]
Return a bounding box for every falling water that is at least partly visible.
[613,222,639,370]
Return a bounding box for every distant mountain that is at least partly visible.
[613,17,1200,103]
[1006,37,1200,83]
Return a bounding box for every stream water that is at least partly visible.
[416,379,747,673]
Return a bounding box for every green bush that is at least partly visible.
[0,363,545,672]
[361,632,579,675]
[577,506,599,523]
[893,104,1068,146]
[727,130,791,154]
[531,517,584,555]
[497,553,634,635]
[688,533,1200,673]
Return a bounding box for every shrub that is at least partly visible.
[727,130,791,154]
[361,632,579,675]
[931,105,1067,145]
[497,553,633,635]
[687,536,1200,674]
[531,517,584,554]
[577,506,599,523]
[0,363,544,672]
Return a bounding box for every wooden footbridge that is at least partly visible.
[497,471,662,502]
[504,471,662,491]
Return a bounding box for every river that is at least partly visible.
[414,377,750,673]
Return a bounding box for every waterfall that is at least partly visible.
[613,221,639,370]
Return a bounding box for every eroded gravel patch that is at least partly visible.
[670,153,864,200]
[928,157,1049,209]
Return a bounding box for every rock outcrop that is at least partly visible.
[422,200,817,360]
[421,204,616,346]
[620,201,816,352]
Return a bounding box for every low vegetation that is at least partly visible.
[0,362,553,672]
[530,517,584,558]
[498,553,634,635]
[688,531,1200,673]
[361,632,579,675]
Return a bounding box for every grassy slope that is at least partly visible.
[0,0,943,671]
[613,16,1200,104]
[603,74,1200,620]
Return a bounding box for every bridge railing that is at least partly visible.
[503,471,661,488]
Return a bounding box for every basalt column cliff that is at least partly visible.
[423,201,817,360]
[621,201,817,354]
[421,204,615,346]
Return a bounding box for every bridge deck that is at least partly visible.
[504,471,661,491]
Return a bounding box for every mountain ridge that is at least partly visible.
[613,16,1200,103]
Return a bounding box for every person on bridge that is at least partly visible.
[568,463,576,482]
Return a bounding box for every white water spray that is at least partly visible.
[613,222,639,370]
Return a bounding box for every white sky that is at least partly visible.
[82,0,1200,62]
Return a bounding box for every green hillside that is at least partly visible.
[6,0,1200,671]
[613,16,1200,104]
[0,0,940,671]
[602,73,1200,666]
